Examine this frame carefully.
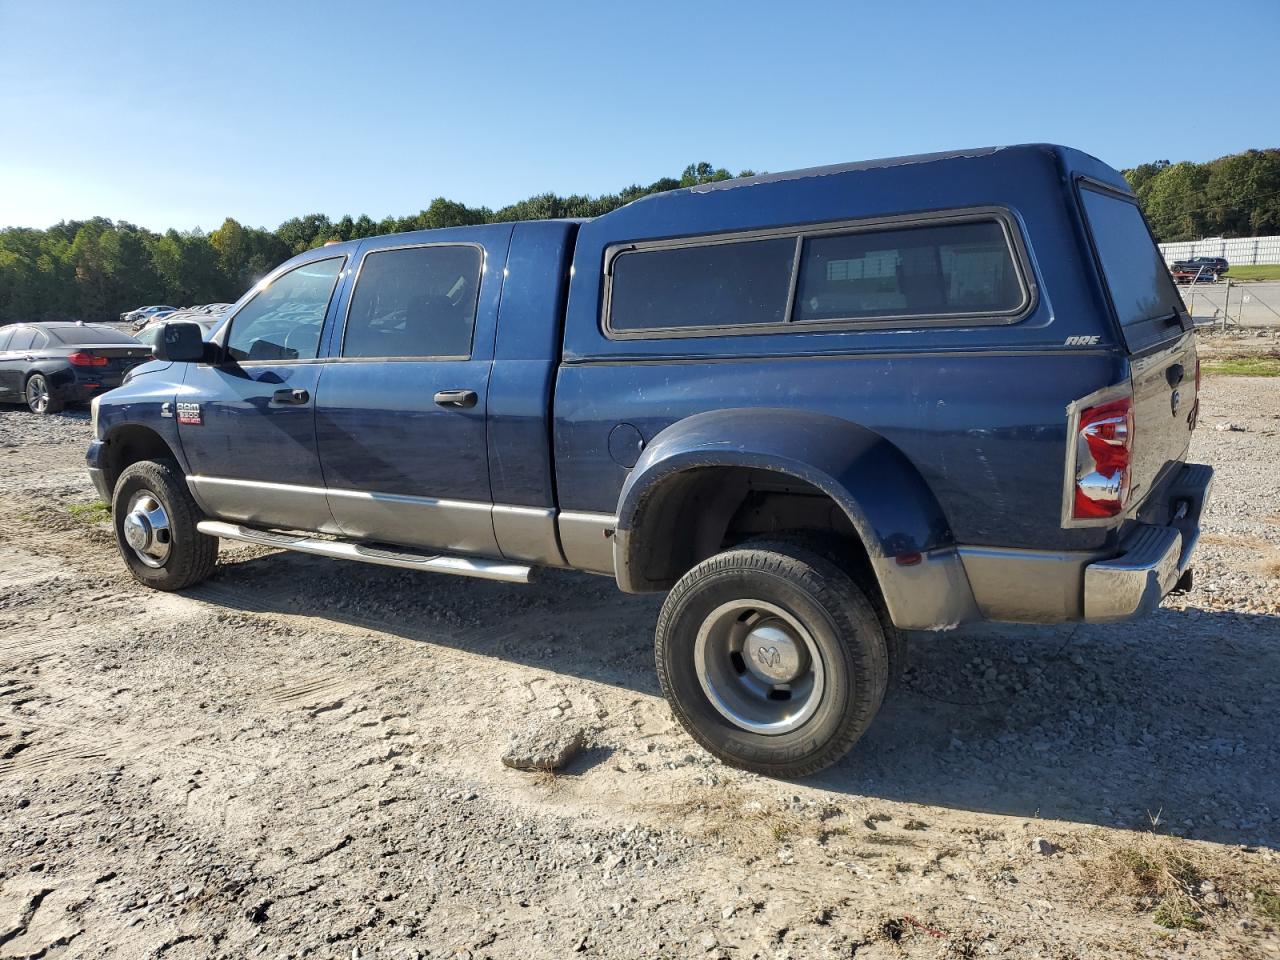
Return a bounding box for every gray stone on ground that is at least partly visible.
[1030,837,1057,856]
[502,722,586,771]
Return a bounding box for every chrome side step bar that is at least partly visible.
[195,521,534,584]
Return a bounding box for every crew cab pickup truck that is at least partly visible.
[87,144,1212,777]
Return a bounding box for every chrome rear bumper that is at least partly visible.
[1082,462,1213,622]
[883,461,1215,629]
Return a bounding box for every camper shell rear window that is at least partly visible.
[1078,181,1189,350]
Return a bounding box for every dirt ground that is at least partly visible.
[1,366,1278,959]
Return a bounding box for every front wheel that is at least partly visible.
[112,459,218,590]
[26,374,63,414]
[655,539,889,778]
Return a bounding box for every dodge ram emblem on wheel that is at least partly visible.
[755,645,781,670]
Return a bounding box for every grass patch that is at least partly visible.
[1087,832,1280,933]
[66,501,111,524]
[1153,898,1208,931]
[1201,356,1280,377]
[1093,840,1207,930]
[1223,265,1280,281]
[1254,887,1280,922]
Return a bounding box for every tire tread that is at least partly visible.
[112,458,217,591]
[655,538,889,777]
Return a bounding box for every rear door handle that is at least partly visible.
[434,389,478,409]
[272,388,310,405]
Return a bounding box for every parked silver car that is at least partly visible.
[121,305,178,328]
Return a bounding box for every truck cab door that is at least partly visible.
[314,227,510,555]
[180,252,348,533]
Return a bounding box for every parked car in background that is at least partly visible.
[1171,267,1218,284]
[135,317,218,352]
[1171,256,1228,277]
[194,303,234,315]
[121,305,179,327]
[0,322,150,414]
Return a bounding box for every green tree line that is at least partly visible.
[1121,148,1280,242]
[4,149,1277,326]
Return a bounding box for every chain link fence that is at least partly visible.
[1182,278,1280,329]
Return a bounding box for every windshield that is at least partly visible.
[1079,185,1187,349]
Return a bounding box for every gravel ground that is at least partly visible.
[0,367,1278,959]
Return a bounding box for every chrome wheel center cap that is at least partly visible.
[123,511,152,551]
[743,624,804,684]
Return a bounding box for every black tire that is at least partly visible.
[112,459,218,591]
[655,538,889,778]
[25,374,63,414]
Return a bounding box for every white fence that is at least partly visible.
[1159,235,1280,266]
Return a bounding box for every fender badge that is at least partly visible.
[176,401,203,425]
[1170,389,1181,416]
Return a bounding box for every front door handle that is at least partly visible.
[272,388,310,405]
[434,389,478,409]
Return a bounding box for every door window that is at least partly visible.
[341,245,482,359]
[225,257,344,362]
[7,328,35,352]
[0,328,13,351]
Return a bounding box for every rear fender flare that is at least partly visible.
[614,408,955,582]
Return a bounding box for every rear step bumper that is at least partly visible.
[1082,462,1213,622]
[195,521,534,584]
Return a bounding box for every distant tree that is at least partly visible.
[276,214,333,254]
[680,162,732,186]
[1137,162,1211,242]
[413,198,491,230]
[1123,160,1169,197]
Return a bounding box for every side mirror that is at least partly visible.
[153,321,206,363]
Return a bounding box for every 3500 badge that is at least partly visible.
[175,402,203,425]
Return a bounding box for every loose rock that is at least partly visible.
[501,723,586,771]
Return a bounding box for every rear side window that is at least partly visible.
[1079,185,1186,348]
[226,258,343,362]
[607,237,796,332]
[342,245,483,359]
[8,329,36,351]
[604,212,1029,337]
[795,221,1024,322]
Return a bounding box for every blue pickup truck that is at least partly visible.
[87,144,1211,777]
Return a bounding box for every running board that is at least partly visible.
[195,521,534,583]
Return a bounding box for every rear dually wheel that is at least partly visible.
[655,538,889,778]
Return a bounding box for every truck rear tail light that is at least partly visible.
[68,351,108,367]
[1072,396,1133,520]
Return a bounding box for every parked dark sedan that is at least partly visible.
[1171,256,1229,276]
[0,322,151,414]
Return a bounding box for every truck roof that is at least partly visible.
[611,143,1129,211]
[309,144,1129,253]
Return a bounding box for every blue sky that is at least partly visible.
[2,0,1277,232]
